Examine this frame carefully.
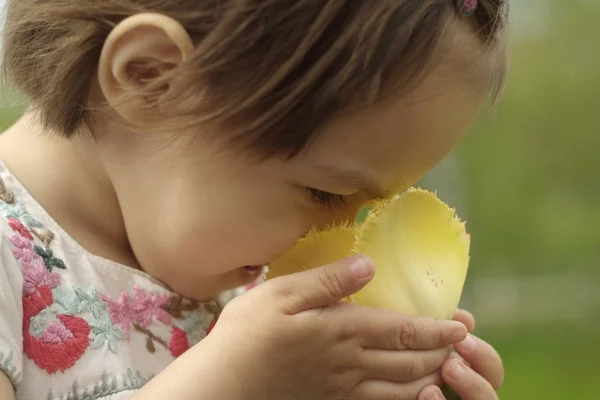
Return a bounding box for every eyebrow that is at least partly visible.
[315,165,395,200]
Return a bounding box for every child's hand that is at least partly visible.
[418,310,505,400]
[134,255,467,400]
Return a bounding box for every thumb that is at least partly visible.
[270,254,375,314]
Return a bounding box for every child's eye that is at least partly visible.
[308,188,349,209]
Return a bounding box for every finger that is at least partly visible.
[442,358,499,400]
[453,309,476,332]
[361,347,451,382]
[341,306,467,350]
[352,370,443,400]
[447,351,471,368]
[419,385,447,400]
[267,255,375,314]
[454,334,504,389]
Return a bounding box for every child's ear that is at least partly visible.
[98,13,193,125]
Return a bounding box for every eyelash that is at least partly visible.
[308,188,349,209]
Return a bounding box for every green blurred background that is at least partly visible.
[420,1,600,398]
[1,0,598,398]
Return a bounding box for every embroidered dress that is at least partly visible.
[0,161,252,399]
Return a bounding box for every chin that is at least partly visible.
[163,265,266,301]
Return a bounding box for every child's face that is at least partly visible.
[98,67,487,301]
[92,16,493,300]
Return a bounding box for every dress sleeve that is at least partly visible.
[0,225,24,389]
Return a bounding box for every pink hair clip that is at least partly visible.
[458,0,478,16]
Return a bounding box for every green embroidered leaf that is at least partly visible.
[89,313,126,354]
[70,380,79,400]
[101,371,109,392]
[34,245,66,271]
[75,286,107,318]
[127,368,138,387]
[30,309,54,336]
[136,370,147,385]
[0,202,42,228]
[56,370,155,400]
[53,287,80,315]
[177,308,211,334]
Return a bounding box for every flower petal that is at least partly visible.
[352,188,470,320]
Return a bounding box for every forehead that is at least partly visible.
[299,25,497,193]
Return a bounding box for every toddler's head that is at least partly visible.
[2,0,508,300]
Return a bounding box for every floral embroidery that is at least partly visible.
[39,320,76,344]
[177,307,213,335]
[53,286,82,315]
[23,285,91,374]
[102,292,135,339]
[133,323,169,354]
[10,233,39,262]
[0,178,15,204]
[30,308,65,337]
[103,291,211,354]
[130,286,172,327]
[48,369,155,400]
[74,287,107,318]
[89,313,126,354]
[100,287,180,342]
[8,218,33,240]
[168,327,189,357]
[34,245,66,271]
[22,258,60,296]
[0,201,42,229]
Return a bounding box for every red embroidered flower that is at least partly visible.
[7,218,34,240]
[169,327,190,357]
[22,286,90,374]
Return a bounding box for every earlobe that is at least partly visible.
[98,13,193,124]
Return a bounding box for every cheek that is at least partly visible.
[134,193,310,279]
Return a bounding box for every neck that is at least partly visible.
[0,112,140,268]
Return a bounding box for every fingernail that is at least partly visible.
[456,334,476,352]
[449,360,466,381]
[348,255,373,279]
[453,324,468,342]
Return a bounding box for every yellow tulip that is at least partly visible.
[267,188,470,320]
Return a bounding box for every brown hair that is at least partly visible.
[2,0,508,157]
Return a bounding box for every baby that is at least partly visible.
[0,0,507,399]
